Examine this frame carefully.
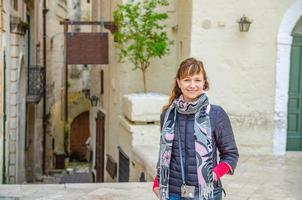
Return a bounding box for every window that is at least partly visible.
[100,70,104,95]
[11,0,18,10]
[118,148,129,182]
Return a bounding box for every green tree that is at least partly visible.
[113,0,173,92]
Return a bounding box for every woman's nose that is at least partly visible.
[189,80,196,87]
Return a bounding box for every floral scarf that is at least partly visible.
[159,93,214,200]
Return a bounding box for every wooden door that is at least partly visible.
[95,111,105,182]
[70,111,90,160]
[287,34,302,151]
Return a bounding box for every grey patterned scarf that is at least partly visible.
[159,93,214,200]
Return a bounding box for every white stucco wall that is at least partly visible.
[190,0,295,155]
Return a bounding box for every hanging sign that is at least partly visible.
[66,32,109,64]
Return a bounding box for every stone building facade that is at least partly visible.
[1,0,302,184]
[1,0,92,184]
[5,0,28,184]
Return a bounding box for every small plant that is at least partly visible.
[114,0,173,92]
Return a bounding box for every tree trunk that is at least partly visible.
[142,69,147,93]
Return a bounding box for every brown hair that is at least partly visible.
[162,57,209,110]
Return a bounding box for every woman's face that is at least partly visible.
[177,72,205,102]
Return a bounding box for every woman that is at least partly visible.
[153,58,239,200]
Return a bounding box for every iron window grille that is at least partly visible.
[118,148,129,182]
[26,65,44,103]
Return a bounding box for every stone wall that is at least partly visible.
[7,3,27,183]
[44,0,91,172]
[1,0,10,184]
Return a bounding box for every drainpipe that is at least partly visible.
[2,51,7,184]
[42,0,48,174]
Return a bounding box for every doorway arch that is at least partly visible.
[274,0,302,154]
[70,111,90,161]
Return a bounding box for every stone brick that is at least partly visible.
[9,176,15,183]
[9,95,18,105]
[10,59,18,70]
[10,69,18,81]
[10,45,19,57]
[9,153,16,165]
[9,141,16,153]
[9,165,15,176]
[10,81,18,93]
[10,105,17,117]
[10,117,17,130]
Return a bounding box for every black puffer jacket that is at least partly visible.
[159,104,239,196]
[168,112,198,195]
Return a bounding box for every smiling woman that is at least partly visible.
[163,58,209,110]
[176,61,208,102]
[153,58,239,200]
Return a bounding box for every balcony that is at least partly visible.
[26,65,44,103]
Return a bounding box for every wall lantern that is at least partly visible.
[90,95,99,107]
[237,15,252,32]
[82,88,90,99]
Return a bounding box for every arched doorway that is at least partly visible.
[287,17,302,151]
[274,0,302,154]
[70,111,90,161]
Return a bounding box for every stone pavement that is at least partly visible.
[0,153,302,200]
[223,152,302,200]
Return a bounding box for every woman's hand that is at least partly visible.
[213,171,218,181]
[153,187,160,199]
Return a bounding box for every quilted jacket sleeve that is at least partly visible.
[216,107,239,174]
